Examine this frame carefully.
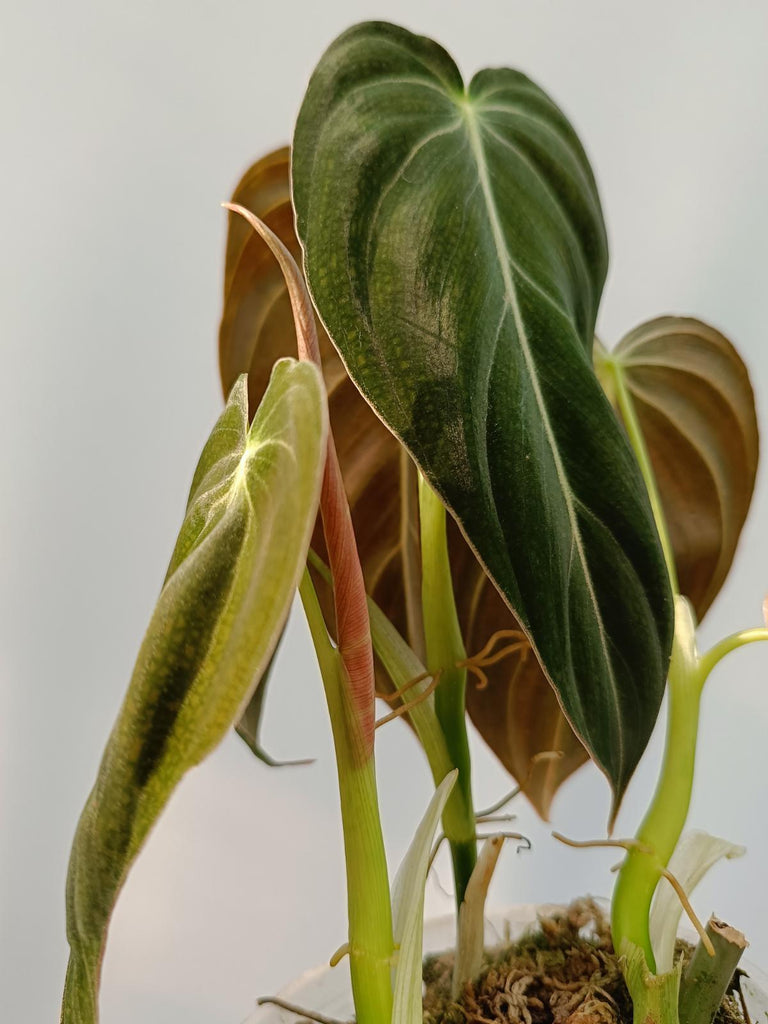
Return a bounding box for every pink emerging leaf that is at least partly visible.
[223,202,376,758]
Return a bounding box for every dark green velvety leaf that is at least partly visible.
[61,363,327,1023]
[292,20,673,810]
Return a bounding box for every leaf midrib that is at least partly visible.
[462,98,624,777]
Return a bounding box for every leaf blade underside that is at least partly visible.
[612,316,759,621]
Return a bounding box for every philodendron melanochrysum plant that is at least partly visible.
[62,20,767,1024]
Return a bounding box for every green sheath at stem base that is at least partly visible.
[624,944,682,1024]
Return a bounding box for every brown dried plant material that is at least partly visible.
[422,902,746,1024]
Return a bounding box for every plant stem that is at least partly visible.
[308,545,476,907]
[624,944,682,1024]
[299,570,393,1024]
[611,598,701,969]
[679,917,747,1024]
[602,351,762,1007]
[697,628,768,680]
[603,354,679,593]
[418,475,477,907]
[605,356,695,970]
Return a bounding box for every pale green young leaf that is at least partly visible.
[649,830,745,973]
[391,770,458,1024]
[61,362,327,1023]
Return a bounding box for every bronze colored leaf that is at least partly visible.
[219,148,588,819]
[219,148,424,670]
[612,317,759,620]
[450,520,588,818]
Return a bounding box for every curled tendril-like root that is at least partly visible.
[458,628,530,690]
[469,628,527,663]
[374,671,442,729]
[552,833,715,956]
[428,828,531,874]
[374,669,432,705]
[376,627,532,717]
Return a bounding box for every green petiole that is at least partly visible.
[600,349,678,592]
[603,350,768,981]
[308,546,480,917]
[418,475,477,907]
[611,597,701,970]
[299,570,394,1024]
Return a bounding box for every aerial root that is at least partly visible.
[256,996,351,1024]
[375,628,532,720]
[374,670,442,728]
[375,669,432,704]
[475,752,564,821]
[658,866,714,955]
[463,628,527,665]
[476,785,522,819]
[459,628,530,690]
[328,942,349,967]
[428,828,531,874]
[552,834,654,856]
[552,833,715,956]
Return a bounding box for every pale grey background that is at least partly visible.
[3,1,768,1021]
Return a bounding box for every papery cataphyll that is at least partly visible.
[61,20,768,1024]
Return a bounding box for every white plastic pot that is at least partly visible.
[246,905,768,1024]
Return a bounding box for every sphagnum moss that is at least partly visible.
[422,903,747,1024]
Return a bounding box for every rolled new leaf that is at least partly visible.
[292,20,673,811]
[61,364,327,1023]
[610,318,759,620]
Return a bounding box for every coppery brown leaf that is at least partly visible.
[613,317,759,620]
[220,148,423,666]
[219,148,588,818]
[449,522,587,819]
